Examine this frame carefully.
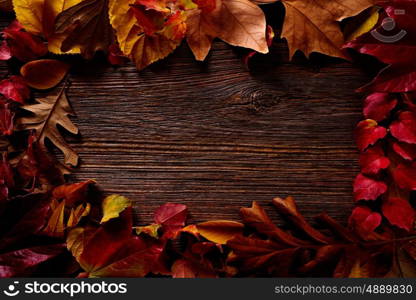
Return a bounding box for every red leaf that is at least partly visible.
[392,141,416,161]
[0,244,64,277]
[108,44,128,66]
[0,76,30,104]
[0,100,14,136]
[154,203,187,227]
[382,197,416,231]
[355,120,387,151]
[393,162,416,190]
[348,206,382,238]
[353,173,387,201]
[363,93,398,122]
[390,111,416,144]
[359,145,390,175]
[0,40,11,61]
[52,180,95,207]
[2,20,47,62]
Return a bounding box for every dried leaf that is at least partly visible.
[18,85,79,166]
[21,59,70,90]
[55,0,114,58]
[196,220,244,244]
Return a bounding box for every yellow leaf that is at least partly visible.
[101,195,131,223]
[13,0,82,54]
[44,199,66,237]
[196,220,244,244]
[344,7,379,42]
[135,224,161,238]
[108,0,181,70]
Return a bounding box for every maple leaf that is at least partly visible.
[54,0,114,59]
[279,0,374,59]
[186,0,268,61]
[18,85,79,166]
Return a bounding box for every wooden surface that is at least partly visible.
[0,12,372,225]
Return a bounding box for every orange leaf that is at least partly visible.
[21,59,69,90]
[196,220,243,244]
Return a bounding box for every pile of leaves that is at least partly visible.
[0,0,416,277]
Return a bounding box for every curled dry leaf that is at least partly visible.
[21,59,70,90]
[18,85,79,166]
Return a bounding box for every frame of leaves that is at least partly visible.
[0,0,416,278]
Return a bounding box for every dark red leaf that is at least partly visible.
[363,93,398,122]
[393,162,416,190]
[348,206,381,239]
[0,101,14,136]
[382,197,416,231]
[355,120,387,151]
[353,173,387,201]
[390,111,416,144]
[0,76,30,104]
[393,141,416,161]
[359,145,390,175]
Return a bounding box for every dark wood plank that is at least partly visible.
[0,15,370,225]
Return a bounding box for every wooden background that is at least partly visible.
[0,9,374,225]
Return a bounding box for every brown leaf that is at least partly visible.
[281,0,374,59]
[55,0,114,58]
[18,85,79,166]
[186,0,268,61]
[21,59,70,90]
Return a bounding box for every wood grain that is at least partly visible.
[0,13,370,225]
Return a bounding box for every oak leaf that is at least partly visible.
[18,85,79,166]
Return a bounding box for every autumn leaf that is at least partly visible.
[0,101,14,136]
[0,76,30,104]
[101,194,131,223]
[353,173,387,201]
[196,220,244,244]
[280,0,374,59]
[21,59,70,90]
[109,0,184,70]
[0,20,48,62]
[363,93,398,122]
[359,145,390,176]
[18,85,79,166]
[13,0,83,54]
[55,0,114,58]
[186,0,268,61]
[354,119,387,151]
[68,208,164,277]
